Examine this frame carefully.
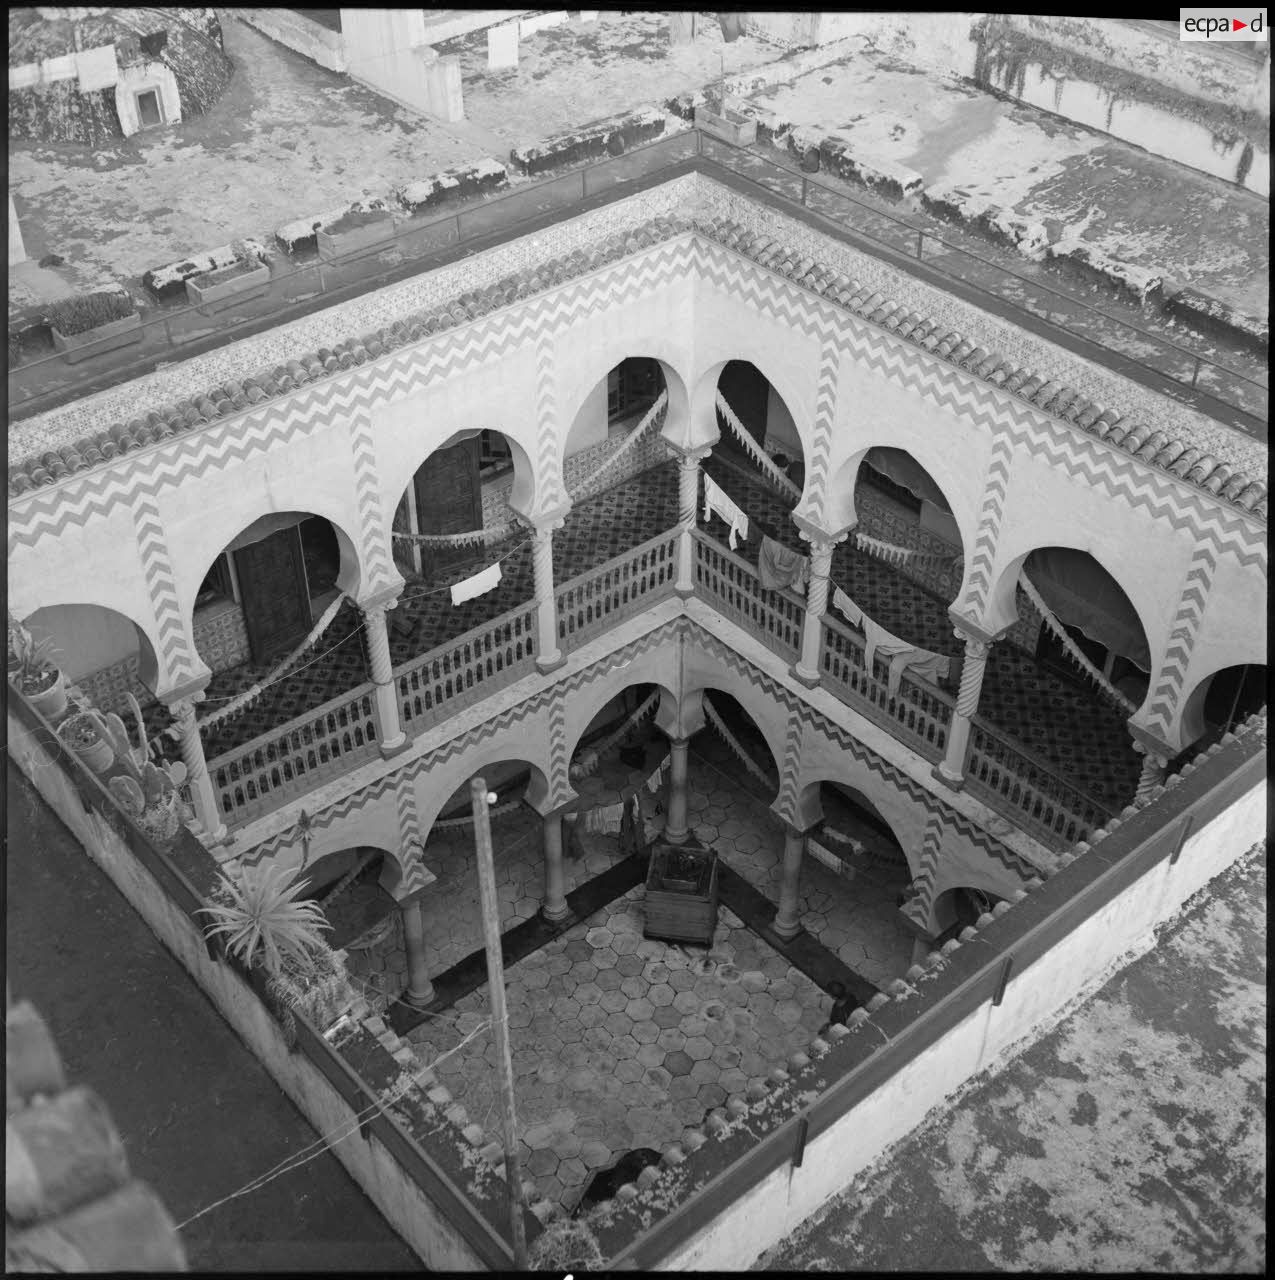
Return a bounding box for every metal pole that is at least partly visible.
[470,777,529,1270]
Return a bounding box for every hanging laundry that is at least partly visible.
[757,536,810,592]
[831,586,862,627]
[450,561,502,606]
[598,802,625,835]
[858,615,952,696]
[645,766,663,794]
[702,474,749,550]
[894,649,952,692]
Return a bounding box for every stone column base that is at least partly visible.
[379,734,411,760]
[535,651,566,675]
[931,762,965,791]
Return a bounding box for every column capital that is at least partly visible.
[1131,739,1169,769]
[515,500,571,534]
[1127,721,1175,760]
[161,677,211,709]
[167,695,203,724]
[792,511,853,549]
[947,608,1008,648]
[669,442,713,466]
[357,586,402,615]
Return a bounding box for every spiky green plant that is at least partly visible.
[266,942,353,1042]
[199,863,332,975]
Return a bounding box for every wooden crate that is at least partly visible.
[643,839,719,945]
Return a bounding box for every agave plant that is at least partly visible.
[199,863,332,975]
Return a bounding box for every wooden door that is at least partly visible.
[235,526,311,664]
[414,437,484,576]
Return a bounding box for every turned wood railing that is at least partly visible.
[396,602,538,732]
[818,611,952,764]
[692,532,803,664]
[556,529,680,648]
[210,685,379,825]
[208,525,1115,845]
[964,720,1113,848]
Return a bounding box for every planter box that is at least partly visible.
[398,160,508,216]
[51,312,142,364]
[694,106,757,147]
[644,838,719,945]
[509,109,666,176]
[185,260,271,310]
[315,213,398,263]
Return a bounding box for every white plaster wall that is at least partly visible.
[240,8,348,72]
[825,357,993,553]
[8,194,25,266]
[814,12,981,78]
[564,378,609,457]
[1009,62,1267,196]
[371,346,543,517]
[25,602,142,682]
[656,773,1266,1271]
[114,62,181,136]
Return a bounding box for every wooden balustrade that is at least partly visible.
[396,603,538,730]
[692,532,803,663]
[556,530,679,649]
[964,722,1113,848]
[819,612,952,763]
[210,686,380,825]
[207,525,1113,851]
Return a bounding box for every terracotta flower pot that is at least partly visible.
[24,669,68,723]
[58,714,116,774]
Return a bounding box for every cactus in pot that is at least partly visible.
[58,707,132,774]
[109,757,191,845]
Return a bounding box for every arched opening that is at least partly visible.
[297,846,399,947]
[1175,663,1267,763]
[982,546,1152,812]
[192,510,365,761]
[391,428,535,586]
[817,449,969,696]
[929,885,1006,940]
[23,602,159,716]
[699,363,809,605]
[816,781,910,887]
[417,760,549,988]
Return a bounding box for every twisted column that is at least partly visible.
[399,900,434,1008]
[529,518,565,673]
[541,813,570,923]
[793,535,839,687]
[361,600,408,758]
[167,696,227,844]
[664,737,691,844]
[771,824,807,939]
[935,631,991,788]
[1133,744,1168,805]
[673,446,711,596]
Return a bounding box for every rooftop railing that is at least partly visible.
[10,129,1266,430]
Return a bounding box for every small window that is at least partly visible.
[195,555,233,609]
[136,89,163,128]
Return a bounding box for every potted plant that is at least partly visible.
[199,863,354,1043]
[185,239,272,310]
[643,836,719,945]
[9,627,68,722]
[315,201,398,263]
[46,289,142,364]
[57,708,129,774]
[108,758,192,847]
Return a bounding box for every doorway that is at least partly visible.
[234,526,310,663]
[135,88,163,128]
[413,437,484,576]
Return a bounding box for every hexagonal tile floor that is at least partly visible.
[405,887,835,1212]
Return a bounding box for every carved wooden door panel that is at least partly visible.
[235,525,311,664]
[413,437,484,575]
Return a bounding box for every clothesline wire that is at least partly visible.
[173,1016,492,1231]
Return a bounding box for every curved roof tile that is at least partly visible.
[9,215,1265,526]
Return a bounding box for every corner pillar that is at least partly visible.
[771,824,808,939]
[167,695,227,845]
[934,621,996,789]
[791,529,846,687]
[541,811,571,923]
[360,597,408,758]
[399,899,435,1008]
[663,737,692,844]
[671,445,712,598]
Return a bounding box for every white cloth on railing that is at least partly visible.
[829,588,951,696]
[702,474,749,550]
[450,562,502,606]
[831,586,862,627]
[757,536,809,592]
